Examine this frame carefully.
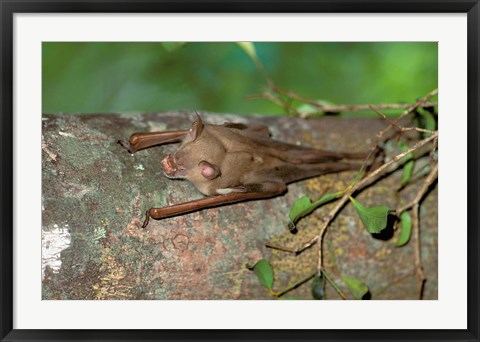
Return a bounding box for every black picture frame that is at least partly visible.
[1,1,479,341]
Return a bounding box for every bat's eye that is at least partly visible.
[202,167,216,178]
[198,160,221,180]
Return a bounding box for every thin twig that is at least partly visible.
[396,162,439,216]
[272,85,437,113]
[395,162,438,300]
[354,133,437,190]
[261,92,301,116]
[265,236,319,255]
[377,89,438,138]
[322,270,348,300]
[412,204,426,299]
[275,272,316,298]
[247,85,437,116]
[369,105,436,135]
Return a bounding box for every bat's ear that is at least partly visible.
[199,160,221,180]
[188,113,204,141]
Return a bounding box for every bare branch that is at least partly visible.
[265,236,319,255]
[260,91,301,116]
[247,85,438,116]
[275,272,316,298]
[369,105,436,135]
[411,203,426,299]
[377,89,438,137]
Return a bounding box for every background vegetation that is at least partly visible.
[42,42,437,116]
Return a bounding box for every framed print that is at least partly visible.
[1,1,479,341]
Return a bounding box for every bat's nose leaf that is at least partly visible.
[161,155,177,176]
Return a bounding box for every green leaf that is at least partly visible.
[396,211,412,247]
[315,99,336,107]
[311,275,326,300]
[341,275,369,300]
[288,192,342,229]
[237,42,258,62]
[161,42,186,53]
[349,197,391,234]
[418,109,436,137]
[398,141,415,186]
[412,164,431,180]
[402,160,415,186]
[295,99,336,118]
[288,196,313,222]
[248,259,274,290]
[296,103,321,116]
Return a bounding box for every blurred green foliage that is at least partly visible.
[42,42,437,116]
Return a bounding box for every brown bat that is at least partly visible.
[118,115,366,227]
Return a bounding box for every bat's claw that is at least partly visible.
[117,140,133,154]
[142,210,150,228]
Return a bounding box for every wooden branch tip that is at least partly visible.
[265,236,319,255]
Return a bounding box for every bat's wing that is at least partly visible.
[285,148,367,164]
[142,182,286,226]
[118,130,188,153]
[242,134,367,164]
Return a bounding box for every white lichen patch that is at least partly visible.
[42,225,71,280]
[207,113,249,125]
[63,183,93,199]
[134,164,145,171]
[93,226,107,241]
[41,135,58,161]
[147,121,167,132]
[58,131,75,138]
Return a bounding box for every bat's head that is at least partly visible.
[160,115,224,193]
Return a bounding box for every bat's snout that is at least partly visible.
[161,154,177,177]
[161,154,184,178]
